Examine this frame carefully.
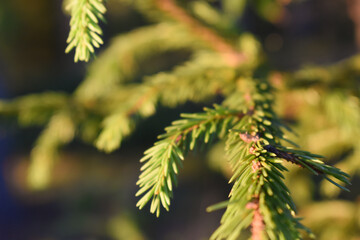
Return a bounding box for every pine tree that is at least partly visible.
[1,0,358,239]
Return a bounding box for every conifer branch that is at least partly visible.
[0,93,69,126]
[94,53,237,152]
[65,0,107,62]
[28,112,75,189]
[0,2,354,239]
[154,0,246,66]
[264,145,351,191]
[274,54,360,89]
[74,23,201,102]
[136,105,245,216]
[95,85,158,152]
[210,79,349,239]
[210,128,303,240]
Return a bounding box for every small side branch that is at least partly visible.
[263,145,303,166]
[263,145,322,174]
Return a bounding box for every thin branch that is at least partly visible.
[246,160,264,240]
[263,145,323,174]
[263,145,302,165]
[154,0,246,66]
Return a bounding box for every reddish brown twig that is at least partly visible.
[246,199,264,240]
[246,160,265,240]
[154,0,246,66]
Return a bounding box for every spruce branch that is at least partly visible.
[209,79,349,239]
[210,127,304,240]
[148,52,237,106]
[274,54,360,89]
[263,145,351,191]
[74,23,201,102]
[136,139,183,217]
[28,112,75,189]
[95,85,157,153]
[154,0,246,66]
[93,53,237,152]
[65,0,107,62]
[0,2,354,239]
[0,92,69,126]
[136,105,245,216]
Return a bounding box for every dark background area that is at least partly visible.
[0,0,358,239]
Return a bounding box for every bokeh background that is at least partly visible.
[0,0,359,239]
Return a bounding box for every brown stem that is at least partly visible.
[246,160,265,240]
[248,199,264,240]
[154,0,246,66]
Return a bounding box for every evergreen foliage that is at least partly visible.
[136,105,241,216]
[65,0,106,62]
[0,0,358,239]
